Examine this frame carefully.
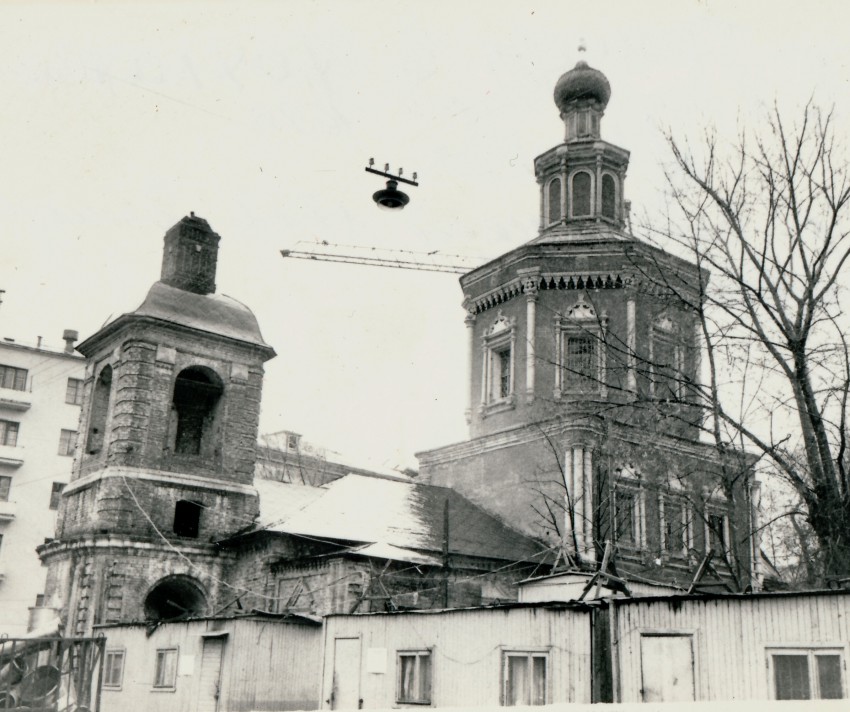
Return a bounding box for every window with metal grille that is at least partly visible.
[49,482,65,510]
[0,364,27,391]
[104,650,125,688]
[663,499,690,557]
[0,419,19,447]
[0,476,11,501]
[397,650,432,704]
[497,348,511,399]
[153,648,178,689]
[65,377,84,405]
[770,649,844,699]
[58,429,77,456]
[503,651,547,706]
[564,336,596,390]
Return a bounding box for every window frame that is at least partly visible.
[103,648,126,690]
[480,312,517,414]
[152,647,179,690]
[569,170,594,219]
[58,428,78,457]
[703,507,731,559]
[0,364,28,392]
[650,315,684,402]
[613,468,645,552]
[659,493,693,560]
[0,419,20,447]
[0,475,11,502]
[766,646,846,700]
[65,377,84,405]
[396,649,433,705]
[600,171,619,221]
[553,299,607,399]
[545,176,563,226]
[501,649,549,706]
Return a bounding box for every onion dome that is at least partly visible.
[554,60,611,113]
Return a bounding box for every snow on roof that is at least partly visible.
[254,474,545,564]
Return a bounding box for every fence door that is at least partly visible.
[331,637,361,710]
[197,636,226,712]
[640,634,695,702]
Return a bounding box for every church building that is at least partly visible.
[417,60,759,590]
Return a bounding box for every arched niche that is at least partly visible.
[86,365,112,455]
[144,574,207,621]
[170,366,224,458]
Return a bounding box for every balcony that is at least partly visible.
[0,499,15,520]
[0,388,31,411]
[0,444,23,468]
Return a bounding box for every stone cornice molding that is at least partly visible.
[65,465,259,497]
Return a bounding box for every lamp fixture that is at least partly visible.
[365,158,419,210]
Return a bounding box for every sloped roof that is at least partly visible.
[253,474,546,564]
[132,281,271,348]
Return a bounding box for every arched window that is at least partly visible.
[572,172,592,217]
[172,367,223,456]
[86,365,112,454]
[547,177,562,224]
[601,174,617,220]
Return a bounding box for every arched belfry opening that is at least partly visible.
[86,365,112,454]
[171,366,224,457]
[144,575,207,621]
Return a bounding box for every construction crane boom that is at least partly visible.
[280,242,477,274]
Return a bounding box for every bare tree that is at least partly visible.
[652,102,850,578]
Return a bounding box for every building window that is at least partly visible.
[173,500,202,538]
[34,593,45,607]
[705,510,730,556]
[651,315,683,401]
[547,177,562,225]
[481,312,516,410]
[564,336,596,390]
[503,651,547,706]
[0,476,10,501]
[571,171,592,217]
[0,364,27,391]
[65,378,84,405]
[153,648,178,689]
[103,649,126,689]
[0,419,19,447]
[49,482,65,510]
[58,429,77,457]
[660,496,692,558]
[86,365,112,455]
[601,174,617,220]
[614,468,644,550]
[554,299,606,398]
[171,366,224,457]
[397,650,432,704]
[769,649,844,699]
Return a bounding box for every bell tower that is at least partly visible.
[40,215,276,635]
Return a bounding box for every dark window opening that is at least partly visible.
[49,482,65,510]
[172,367,223,457]
[547,178,561,224]
[86,366,112,454]
[601,174,616,219]
[572,172,592,217]
[144,575,207,621]
[173,499,202,538]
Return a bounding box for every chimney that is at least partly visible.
[160,213,221,295]
[62,329,79,354]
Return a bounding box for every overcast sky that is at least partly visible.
[2,0,848,473]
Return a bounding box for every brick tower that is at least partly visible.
[39,215,275,635]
